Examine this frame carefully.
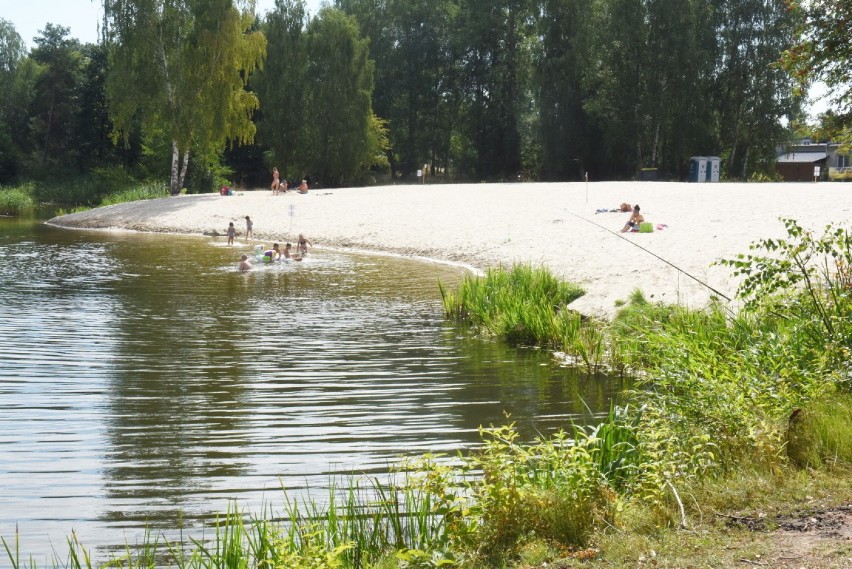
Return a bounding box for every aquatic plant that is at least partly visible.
[439,264,585,348]
[0,186,36,216]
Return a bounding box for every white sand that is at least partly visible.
[49,182,852,318]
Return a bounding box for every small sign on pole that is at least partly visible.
[289,203,295,230]
[813,166,821,182]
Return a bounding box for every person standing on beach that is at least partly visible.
[245,216,253,240]
[271,167,280,194]
[226,222,236,245]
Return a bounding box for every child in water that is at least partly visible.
[239,254,252,271]
[245,216,253,240]
[226,222,236,245]
[284,242,302,261]
[262,243,282,262]
[297,234,311,256]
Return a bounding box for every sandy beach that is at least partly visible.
[49,182,852,318]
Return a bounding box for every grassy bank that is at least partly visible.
[0,178,170,217]
[4,219,852,568]
[0,185,36,216]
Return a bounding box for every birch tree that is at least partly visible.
[103,0,266,194]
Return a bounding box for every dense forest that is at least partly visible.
[0,0,848,203]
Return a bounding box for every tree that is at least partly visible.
[30,24,83,168]
[0,19,27,181]
[103,0,267,194]
[582,0,651,178]
[302,8,378,185]
[338,0,458,180]
[455,0,535,181]
[712,0,802,178]
[254,0,310,183]
[534,0,595,180]
[74,43,121,170]
[782,0,852,147]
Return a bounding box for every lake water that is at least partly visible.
[0,218,622,563]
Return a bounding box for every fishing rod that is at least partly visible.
[564,209,734,303]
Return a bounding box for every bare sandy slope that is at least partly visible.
[49,182,852,318]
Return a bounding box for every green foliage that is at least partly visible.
[0,185,36,215]
[104,0,267,194]
[303,8,378,186]
[463,424,617,560]
[100,182,169,206]
[717,218,852,358]
[781,0,852,148]
[786,394,852,468]
[255,5,385,187]
[254,0,309,181]
[338,0,460,181]
[440,264,585,347]
[29,25,84,170]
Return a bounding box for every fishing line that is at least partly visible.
[564,209,733,303]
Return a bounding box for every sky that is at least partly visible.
[4,0,324,47]
[3,0,831,120]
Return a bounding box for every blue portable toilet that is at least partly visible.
[688,156,707,182]
[705,156,721,182]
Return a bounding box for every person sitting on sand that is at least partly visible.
[239,254,252,271]
[297,234,311,256]
[284,242,303,261]
[298,179,308,194]
[621,204,644,232]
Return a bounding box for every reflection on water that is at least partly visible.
[0,219,624,560]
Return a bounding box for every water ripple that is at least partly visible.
[0,223,621,559]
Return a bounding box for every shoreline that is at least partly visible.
[49,181,852,318]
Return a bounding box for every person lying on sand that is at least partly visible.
[621,204,644,232]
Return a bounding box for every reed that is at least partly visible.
[100,182,170,206]
[0,186,36,216]
[440,264,585,348]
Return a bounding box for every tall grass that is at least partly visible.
[440,264,590,368]
[100,182,170,206]
[0,186,36,216]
